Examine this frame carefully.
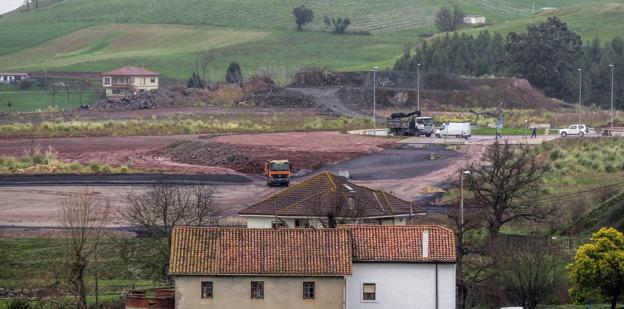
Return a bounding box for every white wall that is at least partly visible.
[346,263,455,309]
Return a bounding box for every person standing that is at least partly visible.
[531,127,537,139]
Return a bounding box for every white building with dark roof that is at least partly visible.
[101,66,159,96]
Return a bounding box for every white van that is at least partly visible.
[435,122,472,139]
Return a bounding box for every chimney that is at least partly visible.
[422,230,429,258]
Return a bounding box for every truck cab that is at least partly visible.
[264,160,292,187]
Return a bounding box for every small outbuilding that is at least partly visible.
[0,72,30,84]
[464,15,486,25]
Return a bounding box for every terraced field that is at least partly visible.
[0,0,620,84]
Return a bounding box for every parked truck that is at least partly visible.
[264,159,292,187]
[386,110,434,137]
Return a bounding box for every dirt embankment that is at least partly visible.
[291,70,560,110]
[154,132,392,174]
[91,75,314,111]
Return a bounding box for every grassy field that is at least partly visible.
[464,2,624,42]
[0,0,618,81]
[0,84,103,112]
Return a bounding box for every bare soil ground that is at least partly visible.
[154,132,393,174]
[0,184,271,228]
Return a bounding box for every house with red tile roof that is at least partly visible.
[238,172,426,228]
[169,225,456,309]
[101,66,159,96]
[0,72,30,84]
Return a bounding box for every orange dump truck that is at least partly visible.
[264,159,292,187]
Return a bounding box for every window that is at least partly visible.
[150,77,156,83]
[251,281,264,299]
[303,282,315,299]
[201,281,213,298]
[112,89,122,95]
[362,283,376,301]
[104,77,111,85]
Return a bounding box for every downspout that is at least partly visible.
[435,263,439,309]
[343,277,347,309]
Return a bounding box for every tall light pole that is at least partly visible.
[610,64,615,130]
[372,66,379,135]
[578,68,582,124]
[460,170,471,226]
[417,63,421,112]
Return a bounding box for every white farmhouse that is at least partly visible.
[101,66,159,97]
[0,72,30,84]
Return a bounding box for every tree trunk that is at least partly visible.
[611,291,619,309]
[72,256,88,309]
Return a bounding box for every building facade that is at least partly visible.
[464,15,486,25]
[170,225,456,309]
[101,66,159,96]
[0,72,30,84]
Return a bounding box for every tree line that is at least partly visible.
[395,17,624,109]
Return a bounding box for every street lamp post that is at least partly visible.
[610,64,615,130]
[578,68,582,124]
[417,63,421,112]
[372,66,379,135]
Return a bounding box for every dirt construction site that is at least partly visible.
[0,70,567,230]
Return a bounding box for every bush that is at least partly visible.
[68,162,82,171]
[5,299,31,309]
[101,165,112,174]
[89,163,101,172]
[549,149,564,161]
[120,165,129,173]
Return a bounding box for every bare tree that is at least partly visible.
[463,140,550,246]
[23,0,31,11]
[77,80,90,105]
[59,188,111,309]
[199,49,215,81]
[496,237,564,309]
[64,81,72,104]
[435,5,465,32]
[312,190,363,228]
[121,185,223,282]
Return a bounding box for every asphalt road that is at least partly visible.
[328,144,461,181]
[0,173,253,186]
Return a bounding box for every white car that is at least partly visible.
[559,124,589,137]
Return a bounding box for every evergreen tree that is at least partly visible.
[225,62,243,85]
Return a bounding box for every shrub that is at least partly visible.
[89,163,101,172]
[68,162,82,171]
[605,164,617,173]
[119,165,129,173]
[549,149,563,161]
[101,165,112,174]
[6,299,31,309]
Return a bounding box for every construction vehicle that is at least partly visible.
[264,160,292,187]
[386,110,434,137]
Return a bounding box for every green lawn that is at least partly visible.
[0,85,104,112]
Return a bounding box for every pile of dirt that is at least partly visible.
[336,78,559,110]
[90,75,313,111]
[240,75,314,107]
[153,140,366,174]
[292,70,559,110]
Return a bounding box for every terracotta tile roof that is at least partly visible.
[0,72,29,76]
[342,225,456,263]
[169,227,353,276]
[101,66,159,76]
[238,172,425,218]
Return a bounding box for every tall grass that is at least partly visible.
[0,145,131,174]
[0,116,372,139]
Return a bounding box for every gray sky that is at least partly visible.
[0,0,23,15]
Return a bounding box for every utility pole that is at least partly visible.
[532,0,535,16]
[578,68,582,124]
[460,171,470,226]
[610,64,615,130]
[417,63,421,112]
[372,66,379,135]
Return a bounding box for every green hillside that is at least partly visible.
[0,0,620,84]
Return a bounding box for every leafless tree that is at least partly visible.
[199,49,215,81]
[496,237,564,309]
[59,188,111,309]
[463,140,550,246]
[311,190,364,228]
[121,185,223,282]
[77,80,90,105]
[447,197,488,309]
[64,81,72,104]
